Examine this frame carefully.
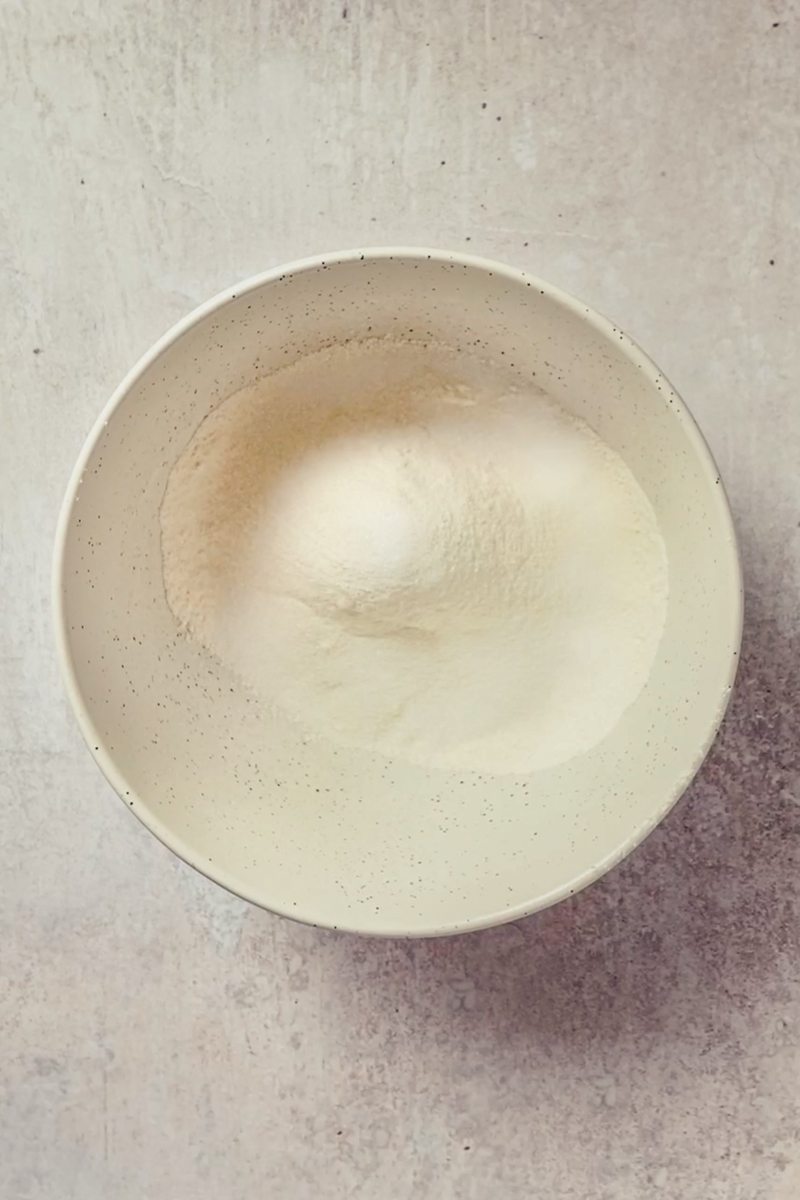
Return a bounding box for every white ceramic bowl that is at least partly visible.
[54,248,742,936]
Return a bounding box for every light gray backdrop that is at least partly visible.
[2,2,798,1197]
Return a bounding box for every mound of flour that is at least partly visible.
[160,339,667,773]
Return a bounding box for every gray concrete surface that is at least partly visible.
[2,1,798,1197]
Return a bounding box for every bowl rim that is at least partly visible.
[53,245,744,937]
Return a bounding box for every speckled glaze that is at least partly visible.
[53,248,742,936]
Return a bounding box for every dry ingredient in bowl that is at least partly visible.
[161,339,667,774]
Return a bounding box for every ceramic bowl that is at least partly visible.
[53,248,742,936]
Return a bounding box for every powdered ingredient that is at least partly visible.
[160,339,668,773]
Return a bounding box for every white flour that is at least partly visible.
[160,339,668,773]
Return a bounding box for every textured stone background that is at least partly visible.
[2,1,798,1197]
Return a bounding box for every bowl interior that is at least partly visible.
[56,251,741,935]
